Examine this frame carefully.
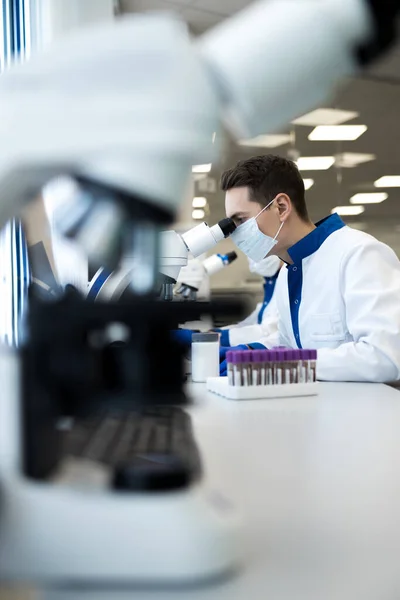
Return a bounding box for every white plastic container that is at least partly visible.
[191,332,220,382]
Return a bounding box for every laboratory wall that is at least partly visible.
[196,73,400,300]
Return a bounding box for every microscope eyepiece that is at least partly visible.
[222,251,238,264]
[217,218,236,237]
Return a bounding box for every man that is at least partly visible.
[222,154,400,382]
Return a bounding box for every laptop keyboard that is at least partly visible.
[63,406,202,491]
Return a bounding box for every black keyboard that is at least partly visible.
[63,406,202,492]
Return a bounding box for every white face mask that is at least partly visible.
[248,255,281,278]
[230,199,284,262]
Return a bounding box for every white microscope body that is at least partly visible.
[86,219,235,302]
[0,0,394,588]
[176,252,238,301]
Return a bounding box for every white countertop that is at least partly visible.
[8,382,400,600]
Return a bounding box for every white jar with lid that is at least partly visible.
[191,332,220,382]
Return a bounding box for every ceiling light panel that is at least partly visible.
[296,156,335,171]
[192,197,207,208]
[350,193,388,204]
[192,164,212,173]
[332,205,365,216]
[292,108,359,126]
[238,134,292,148]
[374,176,400,188]
[192,209,205,220]
[335,153,376,168]
[303,179,314,191]
[308,125,367,141]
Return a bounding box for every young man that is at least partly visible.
[222,154,400,382]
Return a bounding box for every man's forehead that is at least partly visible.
[225,186,251,214]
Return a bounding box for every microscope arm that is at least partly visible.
[159,218,236,284]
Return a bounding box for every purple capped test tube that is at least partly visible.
[282,349,293,384]
[309,349,317,382]
[299,349,309,383]
[252,350,264,386]
[226,351,234,386]
[241,350,253,386]
[231,351,243,387]
[291,349,301,384]
[267,350,277,384]
[274,348,286,385]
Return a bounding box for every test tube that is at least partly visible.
[310,349,317,382]
[276,349,290,383]
[299,349,309,383]
[292,350,299,383]
[265,350,274,385]
[282,350,291,384]
[241,350,252,386]
[226,351,234,386]
[259,350,266,386]
[270,350,285,385]
[252,350,263,386]
[291,350,300,384]
[232,351,243,386]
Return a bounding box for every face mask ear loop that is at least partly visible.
[255,198,275,221]
[274,220,284,241]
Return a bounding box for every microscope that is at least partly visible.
[87,218,236,302]
[175,251,238,302]
[159,218,236,301]
[0,0,398,588]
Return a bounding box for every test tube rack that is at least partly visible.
[208,348,319,400]
[206,376,319,400]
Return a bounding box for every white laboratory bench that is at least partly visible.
[3,381,400,600]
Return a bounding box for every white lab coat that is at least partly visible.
[226,292,278,346]
[257,223,400,383]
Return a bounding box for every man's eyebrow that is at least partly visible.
[229,211,248,221]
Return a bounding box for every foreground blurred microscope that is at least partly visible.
[0,0,398,587]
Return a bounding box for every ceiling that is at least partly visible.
[121,0,400,251]
[120,0,247,33]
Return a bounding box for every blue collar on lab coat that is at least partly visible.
[287,213,345,265]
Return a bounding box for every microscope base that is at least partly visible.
[0,473,239,585]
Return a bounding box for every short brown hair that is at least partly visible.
[221,154,309,221]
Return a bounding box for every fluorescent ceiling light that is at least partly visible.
[292,108,359,126]
[192,164,212,174]
[309,125,367,141]
[296,156,335,171]
[303,178,314,191]
[374,176,400,188]
[192,209,205,220]
[332,205,365,216]
[350,192,388,204]
[335,153,376,168]
[238,134,291,148]
[192,197,207,208]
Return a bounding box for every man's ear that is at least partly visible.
[276,193,291,222]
